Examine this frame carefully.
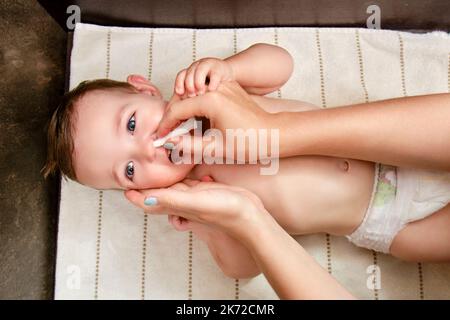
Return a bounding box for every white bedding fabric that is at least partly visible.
[55,23,450,299]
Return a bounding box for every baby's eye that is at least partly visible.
[125,161,134,181]
[127,113,136,132]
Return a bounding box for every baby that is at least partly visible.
[42,43,450,279]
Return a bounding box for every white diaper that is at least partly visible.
[347,163,450,253]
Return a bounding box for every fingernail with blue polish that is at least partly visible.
[144,197,158,206]
[163,142,175,150]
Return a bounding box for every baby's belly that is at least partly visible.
[192,156,375,235]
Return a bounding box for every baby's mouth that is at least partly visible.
[167,148,174,163]
[165,145,184,164]
[163,146,173,163]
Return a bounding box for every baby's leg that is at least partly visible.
[389,203,450,262]
[169,215,261,279]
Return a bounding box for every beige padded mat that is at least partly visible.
[55,23,450,299]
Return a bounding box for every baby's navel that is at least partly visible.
[338,159,350,172]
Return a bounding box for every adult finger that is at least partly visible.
[180,178,247,194]
[157,95,211,137]
[166,92,182,110]
[124,188,197,217]
[124,188,199,222]
[169,134,208,163]
[124,189,167,214]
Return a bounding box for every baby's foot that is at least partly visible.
[168,214,214,242]
[168,214,191,231]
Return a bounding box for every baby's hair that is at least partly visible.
[41,79,136,182]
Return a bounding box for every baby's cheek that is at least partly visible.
[171,163,196,183]
[146,164,192,188]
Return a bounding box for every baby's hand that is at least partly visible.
[174,58,234,98]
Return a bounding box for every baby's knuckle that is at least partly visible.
[185,82,194,91]
[190,61,199,69]
[194,75,203,84]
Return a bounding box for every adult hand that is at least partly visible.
[124,178,273,242]
[124,178,354,300]
[160,81,281,163]
[158,81,274,138]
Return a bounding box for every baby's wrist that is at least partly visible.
[226,60,236,82]
[224,58,238,83]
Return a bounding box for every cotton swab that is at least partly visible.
[153,117,198,148]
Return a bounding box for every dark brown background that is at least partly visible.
[38,0,450,31]
[0,0,448,299]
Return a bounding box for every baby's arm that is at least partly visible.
[224,43,294,95]
[169,215,261,279]
[175,43,294,97]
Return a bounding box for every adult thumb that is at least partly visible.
[125,188,208,220]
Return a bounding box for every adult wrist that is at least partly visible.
[271,111,313,158]
[237,205,282,250]
[270,112,296,158]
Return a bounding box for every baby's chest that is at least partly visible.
[191,163,272,191]
[190,160,318,233]
[190,160,306,218]
[188,157,372,234]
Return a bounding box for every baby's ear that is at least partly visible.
[127,74,162,97]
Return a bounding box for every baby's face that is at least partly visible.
[73,88,194,190]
